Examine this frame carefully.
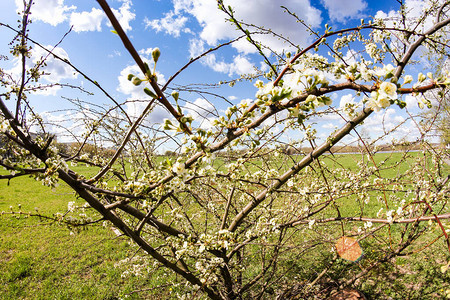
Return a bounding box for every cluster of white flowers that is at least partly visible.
[198,230,235,252]
[364,221,373,229]
[254,80,290,106]
[333,36,351,51]
[172,238,196,259]
[244,215,282,241]
[403,75,413,85]
[372,28,388,44]
[27,154,68,188]
[67,201,76,212]
[250,55,442,123]
[64,213,93,225]
[300,53,329,70]
[123,180,146,196]
[365,43,379,60]
[194,257,225,284]
[253,66,331,111]
[366,81,398,112]
[224,159,245,179]
[55,201,96,227]
[252,168,280,181]
[0,119,10,133]
[45,155,68,174]
[114,256,151,279]
[172,161,186,175]
[386,209,395,223]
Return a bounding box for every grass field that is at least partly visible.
[0,165,174,299]
[0,152,449,299]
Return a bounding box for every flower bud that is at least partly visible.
[163,119,174,130]
[418,73,426,83]
[171,91,179,101]
[306,95,317,103]
[152,47,161,63]
[131,77,142,86]
[403,75,413,85]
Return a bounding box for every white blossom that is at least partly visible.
[68,201,76,212]
[403,75,413,85]
[0,120,9,133]
[365,43,378,59]
[386,210,394,223]
[172,161,186,175]
[418,72,426,82]
[364,221,373,229]
[378,81,398,100]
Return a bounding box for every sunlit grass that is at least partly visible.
[0,167,171,299]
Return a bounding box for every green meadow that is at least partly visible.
[0,152,448,299]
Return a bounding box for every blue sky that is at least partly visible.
[0,0,440,147]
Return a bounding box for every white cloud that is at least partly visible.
[322,122,337,129]
[145,12,190,37]
[108,50,122,58]
[34,46,78,96]
[38,110,84,142]
[150,0,322,77]
[16,0,76,26]
[189,38,255,76]
[188,38,205,58]
[183,98,217,129]
[117,49,167,99]
[125,100,170,124]
[110,0,136,32]
[207,54,254,76]
[375,0,447,32]
[376,0,422,20]
[343,50,360,65]
[145,0,322,76]
[70,8,105,32]
[15,0,134,33]
[138,48,155,56]
[320,0,367,23]
[184,98,215,118]
[405,94,419,109]
[230,55,255,75]
[153,0,322,54]
[359,107,420,142]
[117,64,144,97]
[339,94,355,109]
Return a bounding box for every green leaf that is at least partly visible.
[143,62,151,74]
[144,87,157,98]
